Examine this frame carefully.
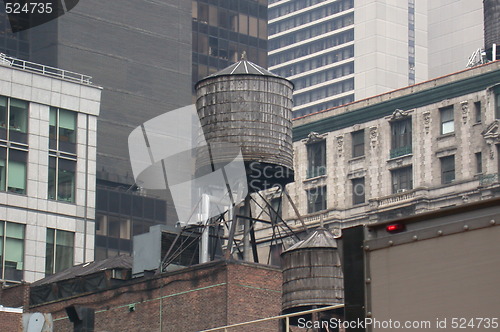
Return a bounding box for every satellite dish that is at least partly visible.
[27,312,45,332]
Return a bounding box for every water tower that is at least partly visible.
[281,227,344,327]
[192,55,296,262]
[195,55,294,192]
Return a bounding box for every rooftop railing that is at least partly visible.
[0,53,92,85]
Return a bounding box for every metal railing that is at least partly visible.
[199,304,345,332]
[306,166,326,179]
[389,145,412,159]
[479,173,499,186]
[0,53,92,84]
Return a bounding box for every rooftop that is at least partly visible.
[31,255,132,287]
[0,53,93,85]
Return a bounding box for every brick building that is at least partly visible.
[1,259,282,332]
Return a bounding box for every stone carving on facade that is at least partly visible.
[482,120,499,159]
[461,100,469,124]
[423,111,431,134]
[389,108,411,121]
[304,131,326,144]
[336,135,344,156]
[369,126,378,148]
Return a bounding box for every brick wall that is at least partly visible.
[0,311,22,332]
[26,260,282,332]
[0,283,30,308]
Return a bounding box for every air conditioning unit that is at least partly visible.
[397,189,407,193]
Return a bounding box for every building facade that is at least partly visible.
[268,0,483,117]
[253,60,500,256]
[0,55,101,283]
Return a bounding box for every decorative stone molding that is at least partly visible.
[304,131,327,144]
[423,111,431,134]
[387,108,412,121]
[461,100,469,124]
[369,126,378,148]
[336,135,344,156]
[482,120,499,159]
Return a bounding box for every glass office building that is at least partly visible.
[192,0,268,89]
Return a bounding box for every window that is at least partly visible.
[440,106,454,135]
[0,221,24,281]
[49,107,76,153]
[49,108,77,202]
[0,97,28,195]
[351,130,364,158]
[0,147,27,194]
[269,243,283,267]
[391,166,413,194]
[352,177,365,205]
[474,101,481,123]
[45,228,74,275]
[307,140,326,178]
[48,157,76,202]
[0,96,28,144]
[441,155,455,184]
[475,152,482,174]
[307,186,326,213]
[390,117,412,158]
[269,197,282,223]
[496,93,500,119]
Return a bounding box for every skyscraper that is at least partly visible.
[191,0,268,94]
[268,0,483,117]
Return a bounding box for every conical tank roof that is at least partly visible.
[195,52,293,89]
[284,227,338,253]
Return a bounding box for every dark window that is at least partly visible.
[441,155,455,184]
[496,94,500,119]
[352,177,365,205]
[440,106,454,135]
[269,197,282,223]
[269,243,283,267]
[48,157,76,202]
[307,140,326,178]
[476,152,482,174]
[390,117,412,158]
[0,97,28,144]
[474,101,481,123]
[391,166,413,194]
[307,186,326,213]
[352,130,364,158]
[45,228,74,276]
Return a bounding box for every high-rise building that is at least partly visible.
[0,55,101,283]
[268,0,483,117]
[191,0,269,95]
